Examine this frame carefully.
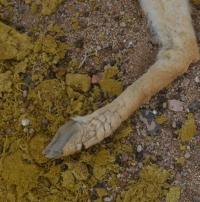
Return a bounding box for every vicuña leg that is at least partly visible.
[43,0,199,158]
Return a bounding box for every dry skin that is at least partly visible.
[0,0,200,202]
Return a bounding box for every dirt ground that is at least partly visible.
[0,0,200,202]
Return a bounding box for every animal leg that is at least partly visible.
[43,0,199,158]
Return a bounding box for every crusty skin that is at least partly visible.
[43,0,199,158]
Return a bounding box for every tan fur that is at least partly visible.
[43,0,199,158]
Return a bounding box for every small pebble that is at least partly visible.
[182,172,187,177]
[172,121,177,128]
[186,108,190,113]
[104,196,113,202]
[117,174,121,178]
[137,145,143,153]
[91,74,102,84]
[29,128,34,134]
[129,41,133,46]
[22,90,28,97]
[139,110,160,135]
[23,128,29,133]
[189,100,200,112]
[120,22,126,27]
[195,76,200,83]
[163,102,167,109]
[180,95,186,102]
[152,110,157,115]
[168,99,184,112]
[20,108,26,113]
[121,153,129,162]
[21,118,30,127]
[184,152,191,159]
[141,129,147,137]
[138,162,143,168]
[42,118,49,126]
[96,45,101,51]
[127,41,133,48]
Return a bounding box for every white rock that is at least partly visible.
[186,146,190,150]
[152,110,157,115]
[104,196,113,202]
[184,152,191,159]
[195,76,200,83]
[137,145,143,153]
[21,118,30,127]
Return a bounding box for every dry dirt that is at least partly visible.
[0,0,200,202]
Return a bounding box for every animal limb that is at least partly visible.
[43,0,199,158]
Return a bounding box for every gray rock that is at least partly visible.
[168,99,184,112]
[139,110,160,135]
[189,100,200,112]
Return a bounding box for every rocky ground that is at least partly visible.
[0,0,200,202]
